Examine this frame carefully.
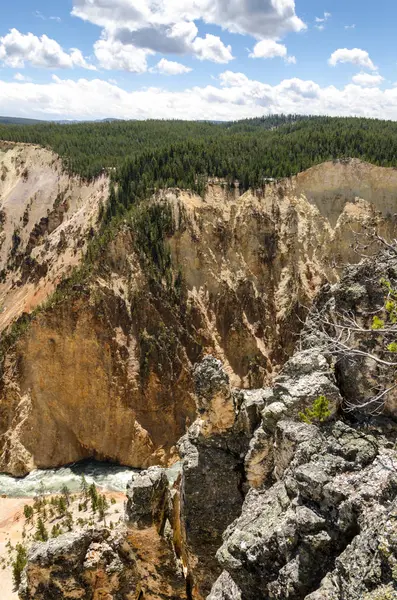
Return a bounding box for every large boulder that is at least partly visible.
[126,466,169,531]
[19,528,136,600]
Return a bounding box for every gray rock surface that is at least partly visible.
[212,420,397,600]
[179,341,343,598]
[270,348,342,418]
[207,570,242,600]
[301,253,397,417]
[178,356,263,598]
[126,466,169,530]
[194,355,231,410]
[19,527,136,600]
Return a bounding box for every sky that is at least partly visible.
[1,0,397,121]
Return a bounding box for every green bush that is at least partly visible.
[51,524,62,538]
[299,395,332,425]
[23,505,34,523]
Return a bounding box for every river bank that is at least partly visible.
[0,460,182,598]
[0,491,126,600]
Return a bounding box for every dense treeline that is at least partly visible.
[220,114,310,132]
[0,119,223,179]
[106,116,397,220]
[2,114,397,182]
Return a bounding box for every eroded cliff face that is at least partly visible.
[0,142,108,331]
[2,153,397,475]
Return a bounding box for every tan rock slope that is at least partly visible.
[1,147,397,476]
[0,141,108,330]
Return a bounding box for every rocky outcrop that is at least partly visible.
[306,503,397,600]
[212,419,397,599]
[176,347,341,599]
[126,467,170,530]
[205,252,397,599]
[301,251,397,416]
[20,528,137,600]
[178,357,262,599]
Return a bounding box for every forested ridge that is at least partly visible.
[106,116,397,221]
[1,115,397,184]
[3,113,397,231]
[0,116,47,126]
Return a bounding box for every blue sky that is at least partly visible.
[0,1,396,120]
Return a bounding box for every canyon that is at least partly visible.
[1,143,397,599]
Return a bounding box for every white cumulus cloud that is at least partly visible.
[72,0,306,40]
[249,39,296,64]
[14,72,29,81]
[219,71,250,87]
[151,58,192,75]
[192,34,233,63]
[329,48,377,71]
[352,72,384,87]
[94,24,233,69]
[0,28,96,70]
[249,40,287,59]
[70,0,305,70]
[198,0,306,39]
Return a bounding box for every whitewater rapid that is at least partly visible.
[0,460,182,498]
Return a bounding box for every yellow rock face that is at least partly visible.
[0,300,196,473]
[0,142,109,331]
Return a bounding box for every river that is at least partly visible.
[0,460,182,498]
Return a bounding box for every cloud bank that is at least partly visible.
[2,71,397,122]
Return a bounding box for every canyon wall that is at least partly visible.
[1,150,397,474]
[0,141,108,330]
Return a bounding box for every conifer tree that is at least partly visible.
[35,518,48,542]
